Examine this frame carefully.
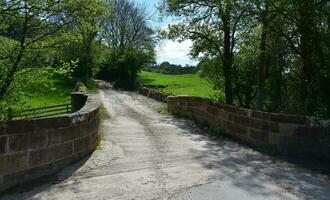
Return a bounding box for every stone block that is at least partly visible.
[6,120,35,134]
[63,126,78,139]
[0,136,7,154]
[3,162,54,190]
[187,100,202,107]
[74,136,91,153]
[206,105,220,116]
[75,123,89,137]
[0,152,27,173]
[90,132,99,147]
[35,117,71,131]
[261,120,279,133]
[215,104,249,116]
[223,120,248,136]
[87,120,98,134]
[29,149,48,167]
[29,133,48,150]
[233,114,250,127]
[219,104,239,113]
[9,135,29,152]
[48,142,73,162]
[249,128,269,143]
[47,128,74,146]
[228,113,235,121]
[279,123,298,136]
[249,118,261,129]
[251,110,271,120]
[270,113,307,125]
[53,155,75,171]
[178,101,187,107]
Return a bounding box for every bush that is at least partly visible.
[98,48,154,90]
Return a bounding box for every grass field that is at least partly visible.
[139,71,217,98]
[1,68,97,114]
[9,71,74,110]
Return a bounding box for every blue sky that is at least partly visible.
[135,0,197,66]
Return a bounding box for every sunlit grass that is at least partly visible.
[139,71,217,98]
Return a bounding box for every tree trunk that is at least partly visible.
[84,41,92,84]
[222,12,233,105]
[257,2,269,110]
[298,2,316,114]
[82,32,96,84]
[0,48,24,101]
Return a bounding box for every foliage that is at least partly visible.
[100,48,154,90]
[0,64,77,120]
[144,62,199,75]
[0,0,84,101]
[66,0,108,83]
[197,58,225,101]
[160,0,330,117]
[159,0,251,105]
[98,0,155,89]
[0,0,157,119]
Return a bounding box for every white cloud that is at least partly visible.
[155,39,198,66]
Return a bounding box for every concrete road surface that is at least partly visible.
[1,84,330,200]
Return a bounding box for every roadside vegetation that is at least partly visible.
[0,0,154,120]
[0,0,329,120]
[160,0,330,117]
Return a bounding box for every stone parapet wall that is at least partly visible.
[0,93,101,192]
[138,86,168,103]
[167,96,330,160]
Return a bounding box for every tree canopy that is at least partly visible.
[160,0,330,117]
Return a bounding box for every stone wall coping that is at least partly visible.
[69,93,101,124]
[167,96,329,127]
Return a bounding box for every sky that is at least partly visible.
[135,0,197,66]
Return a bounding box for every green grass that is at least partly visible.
[139,71,217,98]
[2,68,98,114]
[6,71,74,112]
[14,80,98,111]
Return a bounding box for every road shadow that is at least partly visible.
[161,115,330,200]
[0,155,92,200]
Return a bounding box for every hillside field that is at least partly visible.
[139,71,217,98]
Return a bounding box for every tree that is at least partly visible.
[99,0,155,89]
[0,0,75,101]
[268,0,330,115]
[68,0,107,84]
[160,0,250,104]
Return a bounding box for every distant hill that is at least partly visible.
[144,62,199,75]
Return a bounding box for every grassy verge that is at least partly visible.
[139,71,217,98]
[7,70,74,111]
[1,68,98,119]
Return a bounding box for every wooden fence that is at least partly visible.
[7,103,71,120]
